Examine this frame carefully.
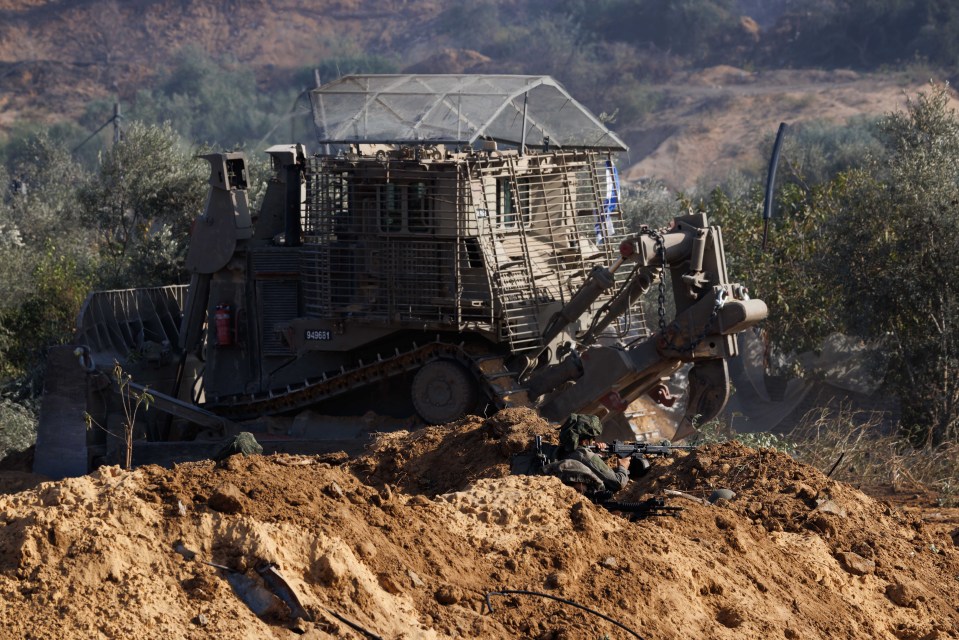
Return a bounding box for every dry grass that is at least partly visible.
[700,403,959,507]
[787,405,959,506]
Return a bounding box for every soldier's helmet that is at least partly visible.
[558,413,603,452]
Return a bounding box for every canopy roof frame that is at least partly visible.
[309,74,628,152]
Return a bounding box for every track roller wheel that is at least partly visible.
[411,359,477,424]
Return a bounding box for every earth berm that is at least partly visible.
[0,407,957,639]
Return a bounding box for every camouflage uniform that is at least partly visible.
[555,414,629,493]
[563,446,629,492]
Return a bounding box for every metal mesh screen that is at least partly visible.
[300,150,647,351]
[310,75,627,150]
[302,158,468,324]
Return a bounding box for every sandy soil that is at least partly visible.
[623,66,959,190]
[0,407,956,639]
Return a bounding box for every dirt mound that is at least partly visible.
[354,406,553,494]
[0,410,957,639]
[0,446,47,495]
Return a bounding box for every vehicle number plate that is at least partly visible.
[304,330,332,341]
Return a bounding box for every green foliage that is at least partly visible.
[687,116,886,367]
[0,398,37,460]
[700,177,843,359]
[0,132,97,391]
[620,181,683,233]
[303,55,399,86]
[709,86,959,445]
[765,0,959,70]
[693,418,798,455]
[77,121,206,287]
[734,430,799,455]
[619,84,959,449]
[773,0,923,68]
[553,0,742,63]
[911,1,959,69]
[0,120,92,169]
[0,131,91,248]
[127,47,296,149]
[433,0,959,78]
[0,244,94,388]
[822,86,959,444]
[431,2,672,123]
[612,84,664,124]
[0,121,217,406]
[778,117,884,187]
[434,1,523,54]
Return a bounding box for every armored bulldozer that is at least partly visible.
[34,75,767,478]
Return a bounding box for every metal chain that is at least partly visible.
[638,227,668,334]
[674,293,723,354]
[639,227,723,355]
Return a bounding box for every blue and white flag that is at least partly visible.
[595,160,619,245]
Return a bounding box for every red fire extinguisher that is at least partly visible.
[215,304,233,347]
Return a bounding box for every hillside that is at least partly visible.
[0,0,438,126]
[2,0,958,189]
[623,66,959,190]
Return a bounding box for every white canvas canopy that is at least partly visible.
[309,74,627,151]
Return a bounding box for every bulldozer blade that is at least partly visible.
[675,359,730,441]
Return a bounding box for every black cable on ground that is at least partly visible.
[483,589,646,639]
[323,607,383,640]
[826,451,846,479]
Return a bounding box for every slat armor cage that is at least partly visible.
[300,148,648,353]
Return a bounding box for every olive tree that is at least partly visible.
[823,86,959,445]
[703,87,959,444]
[78,121,206,287]
[0,133,95,387]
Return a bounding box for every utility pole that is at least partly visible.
[72,101,124,153]
[113,102,122,145]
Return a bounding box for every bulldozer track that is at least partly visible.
[205,338,530,421]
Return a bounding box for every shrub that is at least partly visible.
[823,86,959,445]
[0,399,37,460]
[128,47,294,149]
[77,121,206,288]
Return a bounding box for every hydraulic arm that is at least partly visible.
[526,213,767,440]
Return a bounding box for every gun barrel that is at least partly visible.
[593,441,698,457]
[598,498,683,520]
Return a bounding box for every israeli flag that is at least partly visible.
[596,160,619,245]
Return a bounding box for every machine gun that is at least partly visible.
[511,437,685,520]
[593,440,697,457]
[594,496,682,520]
[588,440,697,477]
